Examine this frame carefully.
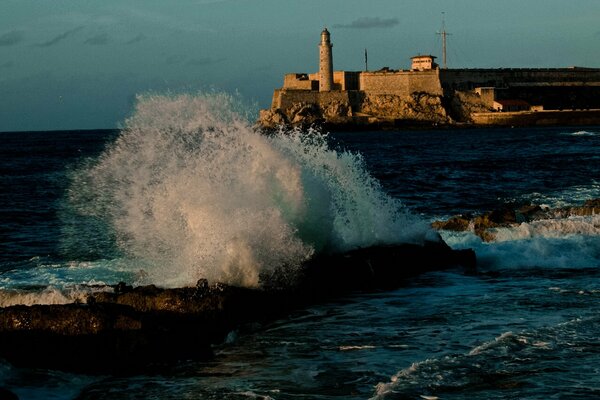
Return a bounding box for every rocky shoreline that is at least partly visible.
[0,241,474,373]
[432,199,600,242]
[258,92,454,130]
[258,91,600,130]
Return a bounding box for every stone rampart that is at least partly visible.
[440,68,600,90]
[272,89,355,111]
[283,73,315,90]
[359,70,442,96]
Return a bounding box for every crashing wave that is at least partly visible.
[67,92,430,288]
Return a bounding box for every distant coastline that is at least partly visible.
[259,29,600,129]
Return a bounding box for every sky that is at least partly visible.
[1,0,599,132]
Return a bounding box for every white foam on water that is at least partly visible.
[441,214,600,270]
[563,130,599,136]
[0,286,97,307]
[491,215,600,241]
[371,319,592,399]
[524,182,600,209]
[67,92,430,288]
[339,345,377,351]
[0,257,146,305]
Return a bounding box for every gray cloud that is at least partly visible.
[37,26,84,47]
[333,17,399,29]
[0,31,24,46]
[84,33,109,45]
[125,34,145,45]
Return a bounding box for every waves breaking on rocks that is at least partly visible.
[66,92,429,288]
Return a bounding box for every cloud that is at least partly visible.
[333,17,399,30]
[0,31,24,46]
[37,26,84,47]
[125,34,145,45]
[84,33,109,45]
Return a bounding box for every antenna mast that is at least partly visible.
[436,12,451,69]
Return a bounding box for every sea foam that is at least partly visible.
[442,214,600,270]
[67,92,429,288]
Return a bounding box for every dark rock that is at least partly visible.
[114,281,133,294]
[562,198,600,216]
[488,208,516,225]
[0,388,18,400]
[516,204,545,222]
[431,215,471,231]
[583,198,600,208]
[0,242,476,373]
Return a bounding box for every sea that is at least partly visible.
[0,93,599,399]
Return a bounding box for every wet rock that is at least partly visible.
[432,198,599,242]
[562,198,600,216]
[431,215,471,231]
[0,243,476,373]
[516,204,547,222]
[114,281,133,294]
[0,388,18,400]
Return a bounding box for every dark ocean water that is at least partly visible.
[0,124,599,399]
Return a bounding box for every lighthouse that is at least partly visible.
[319,28,334,92]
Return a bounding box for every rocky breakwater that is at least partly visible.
[0,241,475,373]
[258,92,451,129]
[432,199,600,242]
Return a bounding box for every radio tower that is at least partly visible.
[436,12,451,69]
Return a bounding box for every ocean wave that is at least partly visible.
[372,317,599,399]
[522,183,600,209]
[563,130,599,136]
[64,92,430,288]
[491,214,600,241]
[441,214,600,270]
[0,285,112,307]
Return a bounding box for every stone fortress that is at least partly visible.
[259,28,600,128]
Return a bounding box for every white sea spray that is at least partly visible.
[67,92,430,288]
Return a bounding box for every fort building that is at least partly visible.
[259,29,600,128]
[411,55,438,71]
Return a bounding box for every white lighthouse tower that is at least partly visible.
[319,28,334,92]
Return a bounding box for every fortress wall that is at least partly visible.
[360,72,410,95]
[273,89,354,111]
[271,90,283,109]
[334,71,360,91]
[407,70,443,95]
[283,74,314,90]
[440,69,600,90]
[359,70,442,96]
